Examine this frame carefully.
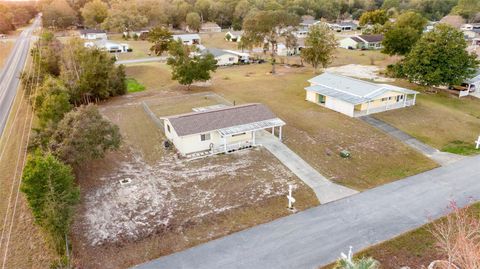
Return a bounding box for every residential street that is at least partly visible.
[0,17,40,138]
[133,154,480,269]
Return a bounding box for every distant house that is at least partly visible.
[225,30,243,42]
[172,34,201,45]
[223,50,250,63]
[79,29,107,40]
[200,22,221,33]
[124,29,150,40]
[329,21,358,31]
[202,48,239,65]
[339,34,384,50]
[299,18,321,30]
[84,40,130,53]
[162,103,285,157]
[463,69,480,93]
[305,73,418,117]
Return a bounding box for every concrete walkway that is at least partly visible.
[256,132,358,204]
[361,116,464,166]
[133,154,480,269]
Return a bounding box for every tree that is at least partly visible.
[186,12,201,32]
[166,40,218,89]
[242,10,300,74]
[334,256,380,269]
[382,12,428,56]
[81,0,109,29]
[381,0,400,10]
[42,0,78,29]
[359,9,389,26]
[147,26,173,56]
[21,151,79,255]
[453,0,480,22]
[102,0,148,33]
[0,4,14,34]
[34,76,72,128]
[300,24,337,73]
[195,0,213,22]
[32,31,63,77]
[48,104,122,166]
[400,24,479,87]
[60,38,126,104]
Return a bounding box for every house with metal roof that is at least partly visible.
[172,34,201,45]
[201,48,239,65]
[305,73,419,117]
[329,21,358,31]
[339,34,384,50]
[162,104,285,157]
[79,29,107,40]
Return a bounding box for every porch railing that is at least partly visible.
[355,99,414,117]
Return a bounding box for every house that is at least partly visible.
[200,22,221,33]
[305,73,419,117]
[172,34,201,45]
[162,103,285,157]
[84,40,130,53]
[329,21,358,31]
[463,69,480,93]
[275,39,305,56]
[79,29,107,40]
[223,50,250,63]
[225,30,243,42]
[461,23,480,31]
[299,18,321,31]
[124,29,150,40]
[339,34,384,50]
[202,48,239,65]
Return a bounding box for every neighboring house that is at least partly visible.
[464,29,480,40]
[200,22,222,33]
[339,34,384,50]
[276,39,305,56]
[461,23,480,31]
[162,103,285,157]
[79,29,107,40]
[84,40,130,53]
[463,69,480,93]
[305,73,419,117]
[223,50,250,63]
[172,34,201,45]
[203,48,239,65]
[124,29,150,40]
[329,21,358,31]
[299,18,321,30]
[225,30,243,42]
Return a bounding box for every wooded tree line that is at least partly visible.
[20,31,123,267]
[0,2,37,34]
[39,0,479,31]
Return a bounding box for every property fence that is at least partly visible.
[142,101,164,130]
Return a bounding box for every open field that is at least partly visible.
[0,59,54,268]
[127,63,437,190]
[125,62,174,91]
[0,40,14,70]
[322,203,480,269]
[375,81,480,155]
[199,31,241,50]
[71,95,318,269]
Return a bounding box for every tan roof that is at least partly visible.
[440,15,465,29]
[164,103,280,136]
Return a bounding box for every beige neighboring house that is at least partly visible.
[200,22,222,33]
[305,73,419,117]
[162,104,285,157]
[339,34,384,50]
[172,34,201,45]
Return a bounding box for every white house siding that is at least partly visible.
[81,33,107,40]
[215,54,239,65]
[359,91,404,110]
[339,38,359,49]
[325,97,355,117]
[305,90,318,103]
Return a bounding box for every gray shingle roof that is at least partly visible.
[306,73,418,104]
[163,104,282,136]
[358,34,384,43]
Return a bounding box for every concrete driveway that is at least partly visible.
[256,132,358,204]
[133,154,480,269]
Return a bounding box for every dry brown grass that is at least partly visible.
[199,31,240,50]
[0,40,14,70]
[71,96,318,269]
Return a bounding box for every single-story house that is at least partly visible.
[276,39,305,56]
[200,22,222,33]
[305,73,419,117]
[84,40,130,53]
[329,21,358,31]
[202,48,239,65]
[162,103,285,157]
[225,30,243,42]
[463,69,480,93]
[299,18,321,30]
[339,34,384,50]
[124,29,150,40]
[223,50,250,63]
[79,29,107,40]
[172,34,201,45]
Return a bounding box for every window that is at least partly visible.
[167,124,170,133]
[381,97,388,102]
[229,57,235,61]
[200,133,211,141]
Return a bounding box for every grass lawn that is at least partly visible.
[125,62,437,190]
[375,81,480,156]
[322,203,480,269]
[124,62,173,90]
[199,31,240,50]
[71,95,318,269]
[125,78,146,93]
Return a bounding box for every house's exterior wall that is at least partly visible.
[367,41,382,50]
[339,38,359,49]
[215,54,239,65]
[306,90,318,103]
[358,91,404,110]
[325,97,355,117]
[81,33,107,40]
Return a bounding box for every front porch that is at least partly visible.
[354,95,416,117]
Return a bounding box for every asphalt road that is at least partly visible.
[0,17,40,138]
[133,154,480,269]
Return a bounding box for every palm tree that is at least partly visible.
[334,256,380,269]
